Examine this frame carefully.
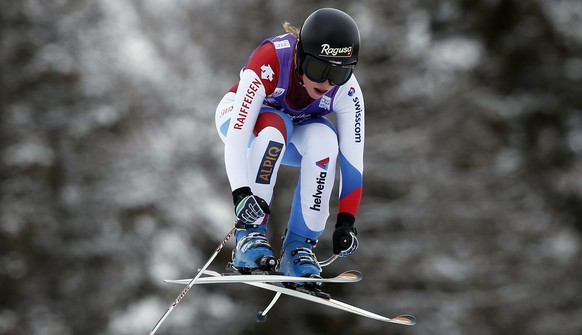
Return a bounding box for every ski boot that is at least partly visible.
[278,230,329,299]
[230,223,277,274]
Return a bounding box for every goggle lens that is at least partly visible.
[302,55,354,86]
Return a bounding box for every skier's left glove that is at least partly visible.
[333,213,358,257]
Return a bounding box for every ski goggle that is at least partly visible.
[301,54,355,86]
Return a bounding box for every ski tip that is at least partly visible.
[339,270,363,281]
[393,314,417,326]
[163,278,188,284]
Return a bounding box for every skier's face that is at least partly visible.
[302,75,333,99]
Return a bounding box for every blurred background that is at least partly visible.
[1,0,582,334]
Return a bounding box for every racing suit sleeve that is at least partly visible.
[224,43,279,192]
[333,76,365,219]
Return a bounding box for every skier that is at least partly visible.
[214,8,364,285]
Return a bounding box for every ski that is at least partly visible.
[166,269,416,326]
[164,269,362,285]
[251,281,416,325]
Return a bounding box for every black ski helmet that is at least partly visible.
[296,8,360,85]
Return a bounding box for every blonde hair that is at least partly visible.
[282,21,300,38]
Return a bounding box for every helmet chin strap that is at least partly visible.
[298,72,305,86]
[292,58,305,87]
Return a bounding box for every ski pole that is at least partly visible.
[318,254,339,267]
[149,226,237,335]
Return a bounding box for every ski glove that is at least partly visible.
[333,213,359,257]
[232,187,270,226]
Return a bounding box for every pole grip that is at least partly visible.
[340,235,352,249]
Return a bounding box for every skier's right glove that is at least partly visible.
[232,187,270,227]
[333,213,359,257]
